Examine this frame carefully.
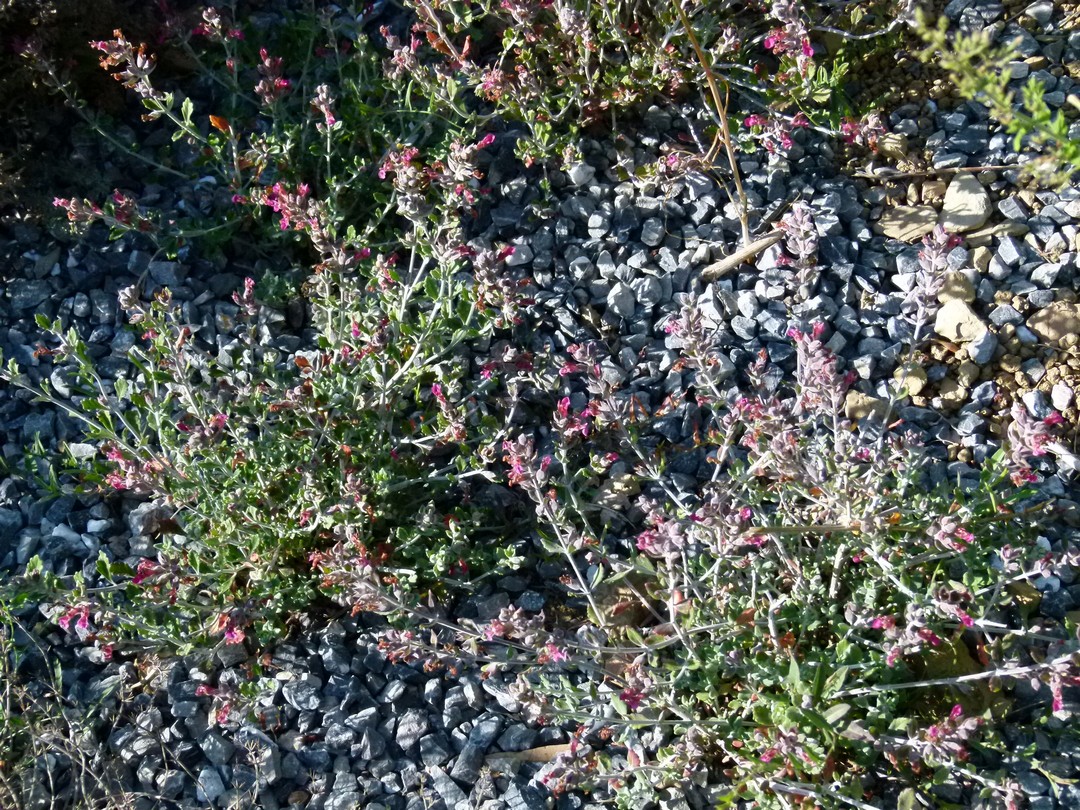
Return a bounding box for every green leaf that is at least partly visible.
[897,788,918,810]
[823,702,851,725]
[787,657,803,692]
[823,665,849,696]
[181,96,194,123]
[34,313,50,329]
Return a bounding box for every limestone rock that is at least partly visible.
[964,221,1029,247]
[892,364,928,396]
[938,271,976,304]
[1027,302,1080,347]
[940,174,992,233]
[971,246,992,273]
[878,206,937,241]
[845,391,890,423]
[877,132,909,161]
[935,299,988,343]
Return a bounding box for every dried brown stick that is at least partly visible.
[701,230,784,281]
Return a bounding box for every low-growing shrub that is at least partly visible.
[336,223,1080,808]
[3,2,1080,809]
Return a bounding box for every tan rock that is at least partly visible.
[964,221,1030,247]
[940,174,992,233]
[922,179,947,203]
[937,377,968,407]
[892,364,928,396]
[939,271,977,304]
[877,132,909,161]
[935,299,988,343]
[971,246,992,273]
[1028,302,1080,347]
[594,472,640,511]
[845,391,891,423]
[957,361,980,388]
[878,206,938,241]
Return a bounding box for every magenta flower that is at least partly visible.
[870,615,896,630]
[132,558,159,586]
[619,687,645,711]
[223,625,245,644]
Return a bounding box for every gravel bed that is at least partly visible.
[2,2,1080,808]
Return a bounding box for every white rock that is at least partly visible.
[940,174,992,233]
[607,282,636,318]
[566,162,595,186]
[1051,382,1075,412]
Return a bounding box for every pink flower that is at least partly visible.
[132,558,159,586]
[801,38,813,57]
[477,133,496,148]
[545,643,569,663]
[619,687,645,711]
[69,606,90,632]
[432,383,446,404]
[764,34,778,50]
[105,471,128,490]
[917,627,943,647]
[950,704,964,721]
[195,684,217,697]
[224,625,245,645]
[1051,674,1065,714]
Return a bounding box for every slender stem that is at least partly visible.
[833,652,1077,698]
[673,0,750,244]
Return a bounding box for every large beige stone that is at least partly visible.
[1027,302,1080,347]
[964,221,1029,248]
[940,174,992,233]
[845,391,890,423]
[935,299,988,343]
[878,206,938,241]
[938,271,976,304]
[892,364,928,397]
